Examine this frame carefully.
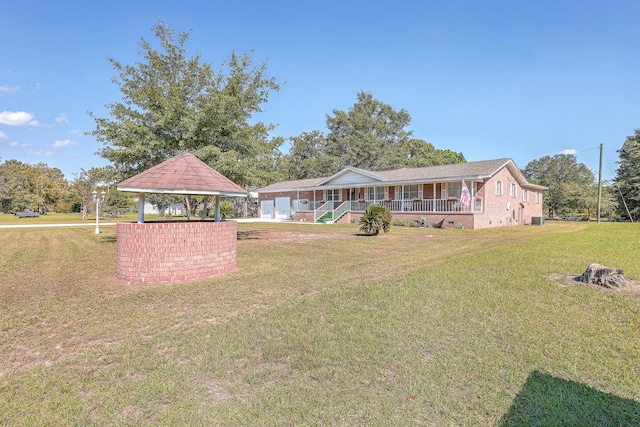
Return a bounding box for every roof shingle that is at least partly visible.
[117,152,246,196]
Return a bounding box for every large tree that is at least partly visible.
[522,154,595,219]
[70,166,134,219]
[282,91,464,178]
[282,131,331,180]
[388,138,465,169]
[88,20,282,187]
[324,91,414,171]
[615,128,640,220]
[0,160,68,214]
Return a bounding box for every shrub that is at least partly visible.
[207,200,235,219]
[359,205,392,235]
[392,219,420,227]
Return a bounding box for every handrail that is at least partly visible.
[329,201,350,223]
[314,201,332,222]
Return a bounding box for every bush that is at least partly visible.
[359,205,392,235]
[207,200,235,219]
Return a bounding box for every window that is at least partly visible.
[510,183,517,197]
[325,189,341,202]
[367,186,387,201]
[495,181,503,195]
[403,185,420,200]
[447,182,461,199]
[522,189,528,202]
[535,192,540,203]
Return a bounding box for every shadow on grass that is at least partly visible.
[237,230,266,240]
[499,370,640,426]
[99,235,117,243]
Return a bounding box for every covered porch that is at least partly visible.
[294,181,483,225]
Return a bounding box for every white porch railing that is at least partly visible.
[350,199,482,213]
[325,201,350,224]
[313,201,332,222]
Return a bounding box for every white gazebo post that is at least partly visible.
[214,194,221,222]
[92,189,106,234]
[137,192,145,223]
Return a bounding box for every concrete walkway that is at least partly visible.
[0,218,319,229]
[0,222,118,229]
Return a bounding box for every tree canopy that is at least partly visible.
[0,160,69,214]
[88,20,282,188]
[615,128,640,219]
[324,91,414,171]
[522,154,597,219]
[282,91,465,180]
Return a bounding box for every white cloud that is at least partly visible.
[8,141,29,148]
[0,131,6,138]
[52,139,77,148]
[559,149,578,155]
[55,113,69,124]
[0,111,39,126]
[27,149,55,157]
[0,85,20,93]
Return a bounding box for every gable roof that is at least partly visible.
[117,152,247,196]
[257,158,546,192]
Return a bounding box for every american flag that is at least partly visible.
[459,179,471,208]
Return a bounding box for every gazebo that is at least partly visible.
[115,152,247,283]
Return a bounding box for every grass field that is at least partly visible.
[0,212,158,225]
[0,220,639,425]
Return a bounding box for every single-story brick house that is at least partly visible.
[256,158,546,229]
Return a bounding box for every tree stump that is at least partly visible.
[578,263,629,289]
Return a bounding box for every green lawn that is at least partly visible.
[0,221,638,425]
[0,212,164,225]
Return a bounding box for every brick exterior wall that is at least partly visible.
[258,166,544,229]
[475,168,543,228]
[116,221,237,283]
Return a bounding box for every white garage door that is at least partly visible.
[275,197,290,219]
[260,200,274,219]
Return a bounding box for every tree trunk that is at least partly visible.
[184,196,192,220]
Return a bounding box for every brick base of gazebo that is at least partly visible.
[116,221,237,283]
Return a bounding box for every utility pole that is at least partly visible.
[597,143,603,224]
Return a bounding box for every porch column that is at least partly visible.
[433,183,436,212]
[137,192,145,223]
[470,181,475,212]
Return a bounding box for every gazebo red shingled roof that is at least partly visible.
[117,152,246,196]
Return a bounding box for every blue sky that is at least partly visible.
[1,1,639,181]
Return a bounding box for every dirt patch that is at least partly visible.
[364,249,399,255]
[547,273,640,293]
[245,230,352,243]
